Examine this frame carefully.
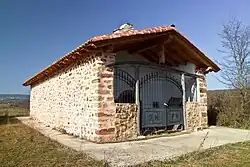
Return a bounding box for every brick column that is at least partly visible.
[94,52,117,143]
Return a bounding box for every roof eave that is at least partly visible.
[173,31,220,73]
[23,48,89,86]
[23,25,220,86]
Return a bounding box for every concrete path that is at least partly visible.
[18,117,250,167]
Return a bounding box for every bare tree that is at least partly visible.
[218,18,250,112]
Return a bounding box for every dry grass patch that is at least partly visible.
[0,118,104,167]
[0,104,29,117]
[2,117,250,167]
[141,142,250,167]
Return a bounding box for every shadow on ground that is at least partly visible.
[0,116,21,125]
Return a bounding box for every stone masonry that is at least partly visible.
[114,104,138,141]
[30,52,139,143]
[186,75,208,131]
[30,52,112,142]
[93,54,138,142]
[30,50,208,143]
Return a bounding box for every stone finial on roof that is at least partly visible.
[113,23,134,34]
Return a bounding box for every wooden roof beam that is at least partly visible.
[164,50,184,65]
[147,49,177,66]
[129,35,173,54]
[173,36,211,68]
[158,44,165,64]
[167,42,197,64]
[133,44,158,54]
[164,47,187,65]
[140,52,158,64]
[102,44,115,53]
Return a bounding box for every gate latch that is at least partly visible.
[163,103,168,107]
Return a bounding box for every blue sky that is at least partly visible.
[1,0,250,94]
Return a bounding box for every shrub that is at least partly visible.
[207,89,250,129]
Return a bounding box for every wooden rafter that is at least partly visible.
[158,44,165,64]
[148,49,176,66]
[168,42,196,64]
[128,35,172,54]
[173,36,210,68]
[135,44,158,54]
[174,45,205,68]
[140,53,154,62]
[140,51,158,63]
[164,50,182,65]
[165,52,181,64]
[164,47,186,65]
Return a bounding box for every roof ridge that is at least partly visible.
[86,25,175,43]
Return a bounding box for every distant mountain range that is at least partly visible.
[0,94,29,100]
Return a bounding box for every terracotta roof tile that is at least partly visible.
[86,26,174,44]
[23,25,219,86]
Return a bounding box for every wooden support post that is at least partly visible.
[181,73,187,130]
[158,44,165,64]
[135,66,140,135]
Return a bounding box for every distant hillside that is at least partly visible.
[0,94,29,101]
[207,89,238,97]
[208,88,235,92]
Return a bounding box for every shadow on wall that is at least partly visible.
[115,90,135,103]
[207,105,218,126]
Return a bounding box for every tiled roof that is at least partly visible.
[86,25,174,43]
[23,25,219,86]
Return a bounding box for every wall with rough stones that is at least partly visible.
[30,49,209,143]
[186,75,208,131]
[186,102,207,131]
[30,52,116,142]
[114,103,138,141]
[95,103,138,143]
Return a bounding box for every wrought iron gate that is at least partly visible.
[139,71,183,131]
[113,65,184,133]
[114,69,136,103]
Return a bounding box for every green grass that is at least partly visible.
[0,118,105,167]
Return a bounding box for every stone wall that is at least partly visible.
[186,102,207,131]
[199,76,207,104]
[30,52,115,142]
[30,51,139,143]
[186,75,208,131]
[93,53,117,143]
[30,50,209,143]
[114,103,138,141]
[94,103,138,143]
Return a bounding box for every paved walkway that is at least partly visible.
[18,117,250,167]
